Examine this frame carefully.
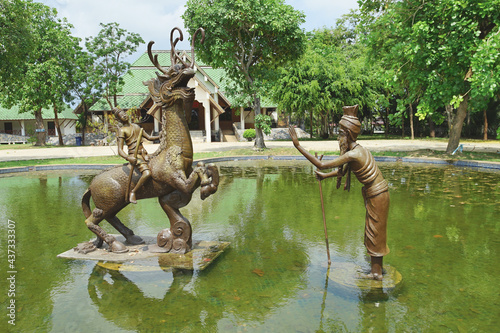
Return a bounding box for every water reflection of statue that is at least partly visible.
[113,108,160,204]
[87,264,217,331]
[289,105,389,280]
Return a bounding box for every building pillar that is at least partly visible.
[154,116,160,134]
[21,120,25,136]
[203,99,211,143]
[103,111,109,133]
[240,107,244,130]
[213,92,220,132]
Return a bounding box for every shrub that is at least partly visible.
[243,129,256,140]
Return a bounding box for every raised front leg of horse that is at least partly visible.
[156,190,194,254]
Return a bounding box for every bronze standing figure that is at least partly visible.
[289,105,389,280]
[80,27,218,255]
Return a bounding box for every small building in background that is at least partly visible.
[80,50,281,143]
[0,105,77,143]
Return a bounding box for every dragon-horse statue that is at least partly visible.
[80,27,218,254]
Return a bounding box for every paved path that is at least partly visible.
[0,139,499,162]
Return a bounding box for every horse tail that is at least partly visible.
[81,188,92,218]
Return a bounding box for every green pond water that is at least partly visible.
[0,160,499,332]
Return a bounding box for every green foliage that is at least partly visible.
[0,0,33,100]
[359,0,500,149]
[1,2,80,111]
[243,128,256,140]
[271,14,384,136]
[183,0,306,147]
[0,1,82,145]
[85,22,144,108]
[254,114,272,135]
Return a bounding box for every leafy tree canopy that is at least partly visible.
[183,0,306,147]
[0,0,33,95]
[272,13,383,136]
[359,0,500,151]
[85,22,144,108]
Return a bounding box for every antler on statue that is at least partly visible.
[148,27,205,71]
[190,28,205,68]
[170,27,189,67]
[147,41,168,75]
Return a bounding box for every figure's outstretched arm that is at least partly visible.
[289,126,324,168]
[289,126,351,169]
[315,169,339,181]
[142,131,160,141]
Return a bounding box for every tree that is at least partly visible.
[359,0,500,152]
[272,15,383,138]
[68,49,104,146]
[85,22,144,109]
[183,0,306,148]
[0,0,33,99]
[1,1,81,146]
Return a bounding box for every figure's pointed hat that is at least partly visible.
[339,105,361,140]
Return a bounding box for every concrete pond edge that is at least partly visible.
[1,155,499,175]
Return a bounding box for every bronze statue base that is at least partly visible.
[327,261,403,294]
[58,235,229,271]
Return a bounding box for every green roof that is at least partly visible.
[133,51,173,67]
[87,49,277,112]
[0,104,77,121]
[121,69,157,94]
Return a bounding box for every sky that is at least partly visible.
[36,0,360,62]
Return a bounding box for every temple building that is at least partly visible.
[76,50,280,143]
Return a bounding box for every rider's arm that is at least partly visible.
[142,131,160,142]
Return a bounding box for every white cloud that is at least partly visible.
[285,0,359,30]
[36,0,359,62]
[38,0,189,60]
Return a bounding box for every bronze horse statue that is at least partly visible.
[81,28,218,254]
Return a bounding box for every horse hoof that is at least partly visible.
[126,234,145,245]
[110,240,128,253]
[171,239,189,254]
[157,229,173,251]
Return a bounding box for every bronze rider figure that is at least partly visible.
[114,108,160,204]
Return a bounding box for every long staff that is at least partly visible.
[126,128,143,201]
[315,153,331,265]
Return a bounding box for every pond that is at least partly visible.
[0,160,499,332]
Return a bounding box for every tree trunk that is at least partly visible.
[82,103,87,146]
[384,107,389,139]
[429,118,436,138]
[409,103,415,139]
[34,108,46,146]
[446,98,468,153]
[53,104,64,146]
[253,96,266,149]
[445,104,453,134]
[401,110,405,138]
[322,112,329,138]
[309,110,313,139]
[483,109,488,140]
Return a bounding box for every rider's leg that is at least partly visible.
[129,169,151,204]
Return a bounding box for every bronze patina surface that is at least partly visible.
[290,105,390,280]
[78,28,218,255]
[59,235,229,271]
